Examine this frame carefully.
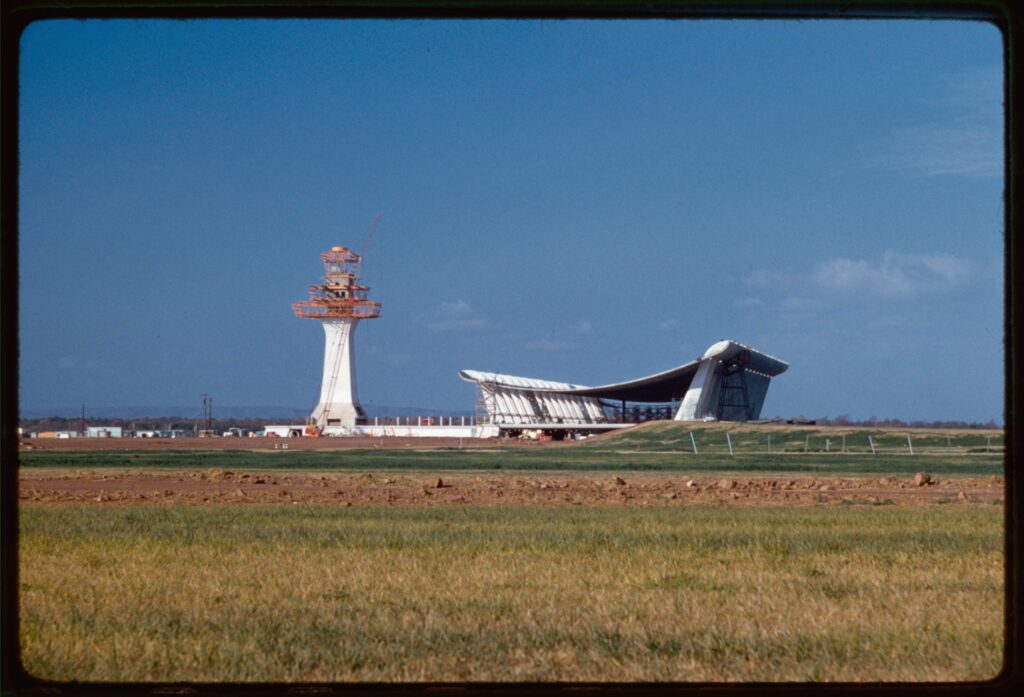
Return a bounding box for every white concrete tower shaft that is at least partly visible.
[311,318,364,428]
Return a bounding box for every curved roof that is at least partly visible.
[457,370,590,392]
[459,340,788,404]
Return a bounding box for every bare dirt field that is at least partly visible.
[19,469,1003,507]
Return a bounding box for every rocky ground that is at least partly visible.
[18,470,1004,507]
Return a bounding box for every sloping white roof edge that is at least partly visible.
[460,339,787,397]
[458,370,589,391]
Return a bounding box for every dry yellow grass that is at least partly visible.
[19,504,1003,682]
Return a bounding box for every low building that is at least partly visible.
[86,426,123,438]
[35,431,79,438]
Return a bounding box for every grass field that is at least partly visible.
[19,423,1004,476]
[17,447,1004,477]
[19,503,1004,682]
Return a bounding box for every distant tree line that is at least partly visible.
[18,416,295,433]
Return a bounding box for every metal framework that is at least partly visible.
[293,247,382,319]
[461,371,608,426]
[716,349,753,421]
[604,402,679,423]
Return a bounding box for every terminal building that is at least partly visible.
[459,339,788,437]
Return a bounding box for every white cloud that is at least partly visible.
[570,319,593,336]
[425,299,489,331]
[658,319,678,331]
[873,125,1001,177]
[942,68,1003,121]
[871,68,1002,178]
[734,297,765,308]
[812,251,973,298]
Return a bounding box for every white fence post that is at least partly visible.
[869,435,876,455]
[689,431,698,455]
[907,434,914,456]
[726,432,734,457]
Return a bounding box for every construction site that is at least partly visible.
[283,232,790,441]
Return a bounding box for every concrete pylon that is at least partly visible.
[310,318,365,429]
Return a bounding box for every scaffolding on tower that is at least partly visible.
[292,246,382,321]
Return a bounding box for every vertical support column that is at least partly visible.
[312,318,363,430]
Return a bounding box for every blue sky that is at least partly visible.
[18,19,1004,422]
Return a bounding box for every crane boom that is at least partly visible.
[358,213,382,273]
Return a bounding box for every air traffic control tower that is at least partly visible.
[293,246,381,432]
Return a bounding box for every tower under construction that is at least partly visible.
[293,245,381,432]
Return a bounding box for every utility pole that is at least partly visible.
[200,394,214,437]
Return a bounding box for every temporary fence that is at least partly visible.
[369,416,477,427]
